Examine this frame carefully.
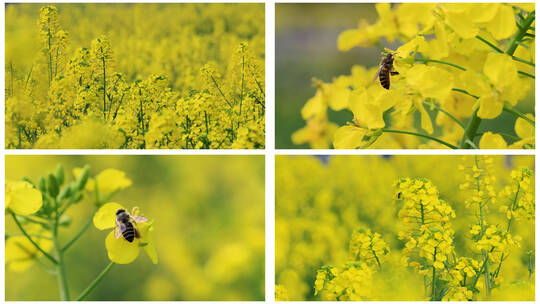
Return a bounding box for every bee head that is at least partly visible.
[116,209,130,222]
[385,53,394,62]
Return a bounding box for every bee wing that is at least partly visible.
[114,225,122,239]
[372,64,384,83]
[131,215,148,223]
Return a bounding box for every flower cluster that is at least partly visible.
[394,178,456,300]
[6,4,265,149]
[349,229,390,268]
[293,3,534,149]
[499,167,534,221]
[5,164,156,300]
[275,155,534,301]
[314,263,374,300]
[459,155,497,208]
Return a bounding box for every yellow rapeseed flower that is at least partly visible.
[5,224,53,272]
[74,168,132,193]
[93,202,157,264]
[5,180,43,215]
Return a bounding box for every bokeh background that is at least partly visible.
[6,155,265,300]
[276,155,535,300]
[275,4,535,149]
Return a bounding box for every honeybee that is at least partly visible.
[115,208,148,243]
[373,53,399,90]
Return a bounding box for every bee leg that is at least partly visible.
[390,71,399,75]
[135,228,141,239]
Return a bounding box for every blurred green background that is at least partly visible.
[275,3,534,149]
[6,155,265,301]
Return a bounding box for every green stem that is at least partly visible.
[471,252,491,289]
[459,109,481,149]
[503,105,535,127]
[452,88,482,149]
[493,178,522,281]
[62,213,95,252]
[415,57,466,71]
[475,35,504,53]
[76,262,115,301]
[506,11,536,55]
[371,248,382,270]
[512,56,535,67]
[424,101,465,129]
[475,156,490,296]
[53,223,70,300]
[11,212,57,264]
[239,50,245,127]
[210,75,233,108]
[518,70,535,78]
[381,129,458,149]
[452,88,479,99]
[102,56,107,120]
[431,247,437,300]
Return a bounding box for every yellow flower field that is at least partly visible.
[276,155,534,300]
[6,3,265,149]
[6,155,264,300]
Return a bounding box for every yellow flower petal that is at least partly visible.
[94,202,125,230]
[515,114,535,139]
[422,21,449,59]
[6,233,53,272]
[338,29,364,51]
[301,90,326,120]
[483,53,518,89]
[479,132,508,149]
[396,36,425,58]
[325,76,351,111]
[333,126,368,149]
[138,222,158,264]
[105,230,139,264]
[349,89,385,129]
[443,9,479,39]
[95,169,132,193]
[433,261,445,269]
[515,3,534,12]
[413,98,434,134]
[406,65,454,101]
[6,236,37,272]
[477,94,503,119]
[458,70,491,98]
[468,4,499,23]
[6,181,43,216]
[485,5,518,40]
[375,88,400,111]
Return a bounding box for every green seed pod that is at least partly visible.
[55,164,65,185]
[73,192,84,203]
[76,165,91,190]
[58,185,72,200]
[47,173,59,198]
[58,214,72,227]
[38,176,47,193]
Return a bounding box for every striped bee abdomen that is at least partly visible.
[121,222,136,242]
[379,67,390,89]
